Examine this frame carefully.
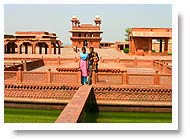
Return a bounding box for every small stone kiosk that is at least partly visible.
[129,28,172,55]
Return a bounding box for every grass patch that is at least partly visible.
[4,108,62,123]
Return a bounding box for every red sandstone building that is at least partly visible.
[69,16,103,48]
[4,31,62,54]
[128,28,172,55]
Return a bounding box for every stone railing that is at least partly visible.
[43,57,78,66]
[4,68,81,85]
[4,71,17,81]
[100,57,154,68]
[153,60,172,74]
[93,70,171,86]
[5,67,171,86]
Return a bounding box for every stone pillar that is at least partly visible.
[159,39,163,52]
[57,56,61,65]
[48,43,52,54]
[17,67,22,83]
[23,60,27,71]
[47,68,51,83]
[134,57,137,66]
[12,44,15,53]
[92,71,96,84]
[32,42,36,54]
[15,42,20,54]
[39,45,42,54]
[45,45,48,54]
[122,71,128,85]
[25,44,28,54]
[53,43,56,54]
[116,58,120,63]
[77,70,82,84]
[74,57,78,63]
[154,71,160,85]
[164,38,168,53]
[131,38,135,54]
[148,38,152,55]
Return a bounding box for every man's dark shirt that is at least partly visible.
[88,52,99,65]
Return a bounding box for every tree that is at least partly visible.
[125,28,131,41]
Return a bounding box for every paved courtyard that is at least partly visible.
[4,47,172,60]
[4,47,171,74]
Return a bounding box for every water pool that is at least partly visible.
[4,108,172,123]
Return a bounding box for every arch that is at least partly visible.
[22,42,32,54]
[37,42,48,54]
[5,42,16,54]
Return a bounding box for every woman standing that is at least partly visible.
[79,46,88,85]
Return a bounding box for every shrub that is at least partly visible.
[123,48,129,53]
[152,50,156,52]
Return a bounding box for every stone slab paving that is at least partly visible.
[31,63,79,72]
[4,47,172,60]
[4,48,171,74]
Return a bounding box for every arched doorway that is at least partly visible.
[5,42,16,54]
[22,42,32,54]
[37,42,48,54]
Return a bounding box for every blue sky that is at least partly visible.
[4,4,172,44]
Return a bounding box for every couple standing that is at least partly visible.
[79,46,99,85]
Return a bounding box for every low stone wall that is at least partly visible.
[153,60,172,74]
[94,70,171,86]
[4,71,17,81]
[4,68,81,85]
[5,67,171,87]
[4,84,172,113]
[100,58,154,68]
[43,57,78,66]
[4,58,44,71]
[4,84,77,110]
[4,63,23,71]
[24,59,44,71]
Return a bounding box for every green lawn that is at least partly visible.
[4,108,62,123]
[83,111,172,123]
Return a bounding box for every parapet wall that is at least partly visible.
[4,84,172,113]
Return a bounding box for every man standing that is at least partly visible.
[87,47,99,85]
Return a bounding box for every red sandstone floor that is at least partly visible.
[4,48,171,74]
[4,48,172,60]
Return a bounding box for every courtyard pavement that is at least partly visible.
[4,47,172,60]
